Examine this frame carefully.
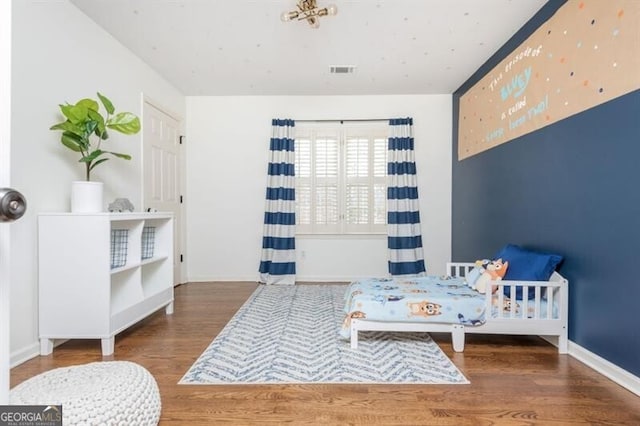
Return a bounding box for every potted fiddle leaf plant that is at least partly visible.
[50,92,141,212]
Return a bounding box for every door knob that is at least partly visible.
[0,188,27,223]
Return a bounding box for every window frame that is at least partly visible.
[294,122,389,236]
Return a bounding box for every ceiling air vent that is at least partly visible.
[330,65,356,74]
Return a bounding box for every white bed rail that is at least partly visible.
[446,262,475,278]
[350,264,569,353]
[446,262,569,352]
[447,262,567,319]
[491,273,565,319]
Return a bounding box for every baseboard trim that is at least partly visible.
[186,276,259,283]
[10,342,40,369]
[567,341,640,397]
[11,339,70,369]
[542,335,640,396]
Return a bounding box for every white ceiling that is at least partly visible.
[70,0,548,96]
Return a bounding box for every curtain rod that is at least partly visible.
[294,118,390,123]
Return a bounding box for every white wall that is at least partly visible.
[185,95,452,282]
[10,0,185,364]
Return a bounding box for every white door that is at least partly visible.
[143,101,183,285]
[0,0,12,404]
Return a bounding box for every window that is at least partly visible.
[294,123,388,234]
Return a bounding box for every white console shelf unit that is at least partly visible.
[38,212,174,356]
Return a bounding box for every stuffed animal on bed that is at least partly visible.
[472,258,509,294]
[465,259,490,287]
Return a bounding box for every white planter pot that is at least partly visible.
[71,181,104,213]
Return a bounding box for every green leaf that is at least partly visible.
[60,135,83,152]
[107,112,140,135]
[84,120,99,136]
[58,103,73,119]
[89,158,109,171]
[106,151,132,160]
[97,92,115,115]
[80,149,104,163]
[87,109,106,138]
[76,98,99,111]
[50,120,85,137]
[60,131,86,152]
[59,103,88,125]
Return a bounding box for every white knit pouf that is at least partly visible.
[10,361,161,426]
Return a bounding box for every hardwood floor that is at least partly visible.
[12,282,640,425]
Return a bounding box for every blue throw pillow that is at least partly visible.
[494,244,563,299]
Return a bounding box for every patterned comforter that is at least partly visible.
[340,275,487,338]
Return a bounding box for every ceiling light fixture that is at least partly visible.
[281,0,337,29]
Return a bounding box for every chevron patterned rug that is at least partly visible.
[180,284,468,384]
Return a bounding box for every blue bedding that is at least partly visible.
[341,276,486,338]
[491,296,557,319]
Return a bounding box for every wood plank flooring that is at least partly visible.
[11,282,640,425]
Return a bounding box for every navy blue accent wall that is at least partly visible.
[452,0,640,377]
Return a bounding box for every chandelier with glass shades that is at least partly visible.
[280,0,338,28]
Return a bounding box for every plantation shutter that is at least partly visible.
[294,137,312,231]
[372,136,387,228]
[314,133,340,233]
[344,129,387,233]
[294,123,387,234]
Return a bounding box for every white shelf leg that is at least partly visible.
[40,338,54,356]
[101,337,115,356]
[165,301,174,315]
[451,324,465,352]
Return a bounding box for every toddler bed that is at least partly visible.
[343,262,568,353]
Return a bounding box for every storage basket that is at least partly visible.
[141,226,156,260]
[110,229,128,268]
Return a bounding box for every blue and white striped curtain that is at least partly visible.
[258,119,296,285]
[387,118,426,276]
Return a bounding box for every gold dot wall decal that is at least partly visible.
[458,0,640,160]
